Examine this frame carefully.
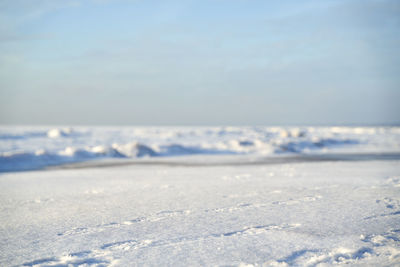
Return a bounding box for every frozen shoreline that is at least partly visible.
[1,159,399,266]
[1,126,400,172]
[49,152,400,170]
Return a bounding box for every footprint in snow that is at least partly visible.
[22,251,114,267]
[272,195,322,206]
[365,197,400,219]
[31,223,302,266]
[376,197,400,209]
[57,209,191,236]
[385,176,400,187]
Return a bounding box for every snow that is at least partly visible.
[0,159,399,266]
[47,128,73,138]
[1,126,399,172]
[0,126,399,266]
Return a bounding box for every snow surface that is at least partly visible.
[0,127,399,266]
[0,159,399,266]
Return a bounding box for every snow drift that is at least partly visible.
[0,126,399,172]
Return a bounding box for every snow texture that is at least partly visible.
[0,160,399,266]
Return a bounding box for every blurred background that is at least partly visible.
[0,0,399,126]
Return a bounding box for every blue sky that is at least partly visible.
[0,0,399,125]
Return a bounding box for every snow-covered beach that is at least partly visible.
[2,0,399,265]
[1,126,399,266]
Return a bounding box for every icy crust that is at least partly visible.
[0,160,399,266]
[0,126,399,172]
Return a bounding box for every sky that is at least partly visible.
[0,0,399,126]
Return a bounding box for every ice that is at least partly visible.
[47,128,73,138]
[1,126,399,172]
